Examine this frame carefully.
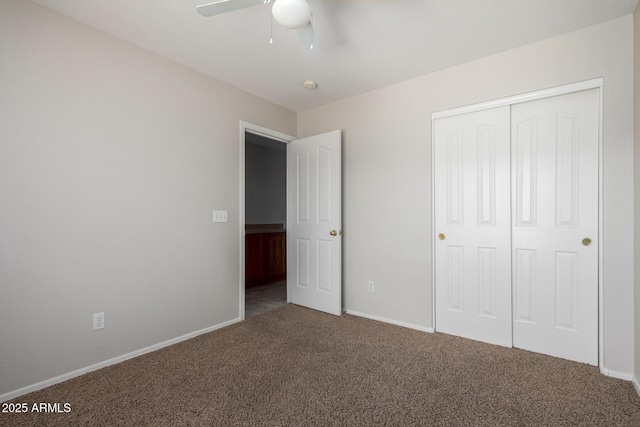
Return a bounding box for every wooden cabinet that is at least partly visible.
[245,234,265,285]
[245,232,286,287]
[264,232,286,281]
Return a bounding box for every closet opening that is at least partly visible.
[432,79,603,367]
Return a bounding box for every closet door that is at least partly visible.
[434,106,512,347]
[511,89,599,365]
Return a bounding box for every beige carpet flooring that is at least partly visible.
[3,304,640,426]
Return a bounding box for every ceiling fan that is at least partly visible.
[197,0,318,56]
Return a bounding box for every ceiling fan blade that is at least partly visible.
[196,0,265,17]
[297,22,319,57]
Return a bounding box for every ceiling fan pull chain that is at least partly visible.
[270,8,274,44]
[310,13,314,50]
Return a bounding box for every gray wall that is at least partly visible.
[299,15,635,377]
[245,136,286,225]
[0,0,296,398]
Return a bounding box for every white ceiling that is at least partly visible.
[30,0,639,112]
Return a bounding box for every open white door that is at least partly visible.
[287,130,342,315]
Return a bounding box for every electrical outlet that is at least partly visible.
[93,312,105,330]
[368,281,375,292]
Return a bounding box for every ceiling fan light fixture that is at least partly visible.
[272,0,312,29]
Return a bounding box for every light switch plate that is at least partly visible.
[213,210,228,223]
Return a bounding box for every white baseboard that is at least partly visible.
[599,366,634,381]
[632,375,640,397]
[345,309,434,333]
[0,317,242,403]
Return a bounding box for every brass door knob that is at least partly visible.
[438,233,445,240]
[330,230,339,236]
[582,237,593,246]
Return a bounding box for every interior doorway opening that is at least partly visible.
[240,123,295,320]
[239,122,343,318]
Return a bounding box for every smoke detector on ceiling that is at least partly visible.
[303,80,318,90]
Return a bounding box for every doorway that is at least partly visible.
[240,122,295,319]
[240,123,344,319]
[244,131,287,317]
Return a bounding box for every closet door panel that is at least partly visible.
[434,106,512,347]
[511,89,599,365]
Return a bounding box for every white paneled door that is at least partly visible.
[434,106,513,347]
[511,89,599,365]
[287,130,342,316]
[434,88,599,365]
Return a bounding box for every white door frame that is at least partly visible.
[239,121,296,320]
[431,78,604,370]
